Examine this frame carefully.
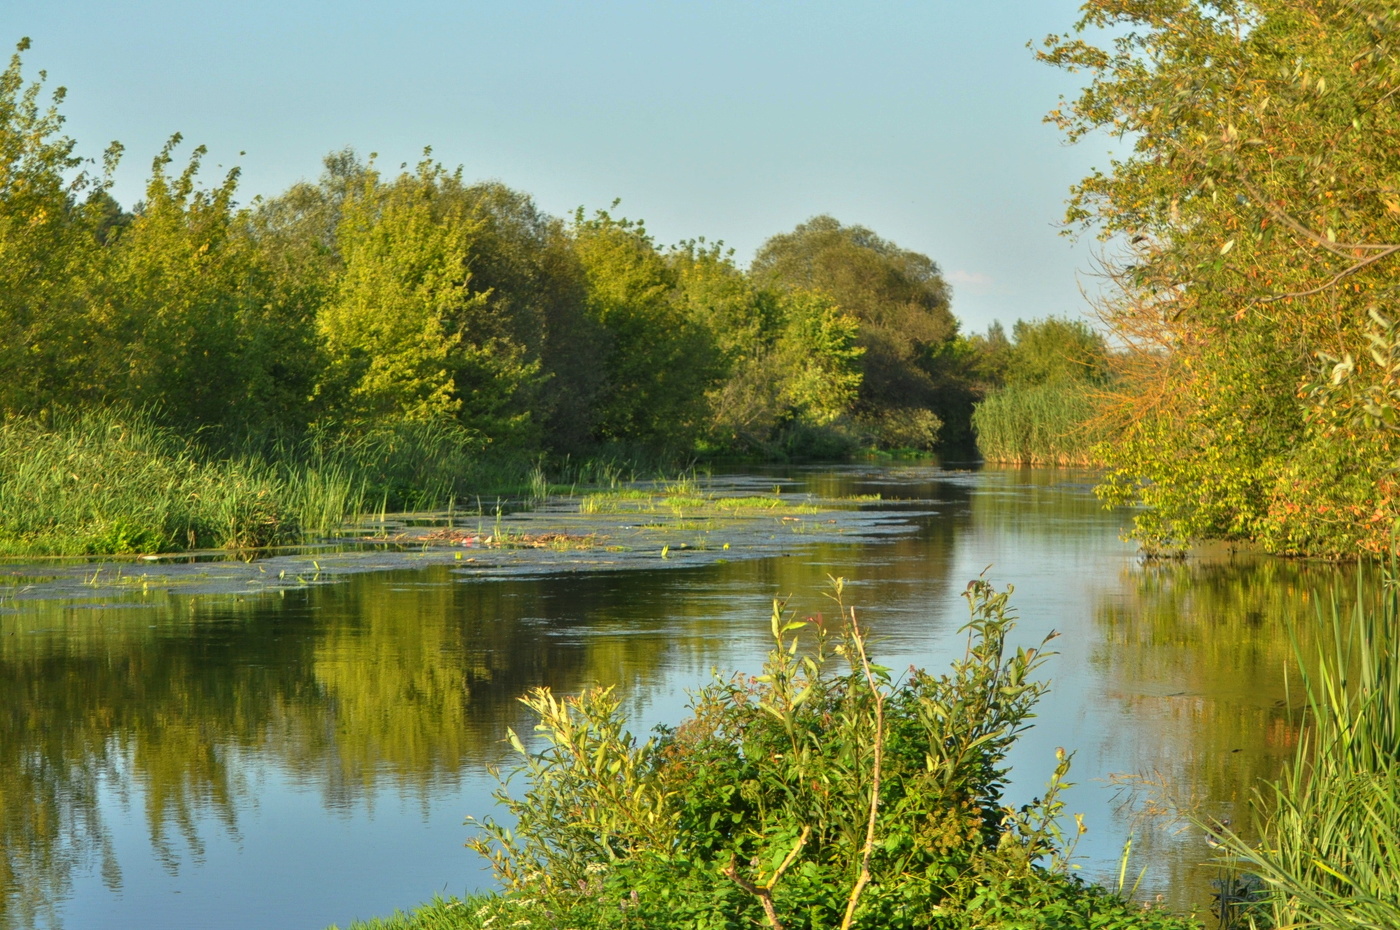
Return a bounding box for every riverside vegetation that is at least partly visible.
[7,3,1400,927]
[342,580,1198,930]
[0,35,1097,557]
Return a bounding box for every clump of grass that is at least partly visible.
[1209,569,1400,929]
[0,409,380,554]
[972,381,1104,466]
[0,408,296,554]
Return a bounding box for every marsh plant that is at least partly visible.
[1206,571,1400,930]
[465,580,1197,930]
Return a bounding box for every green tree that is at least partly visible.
[0,38,113,415]
[451,182,602,453]
[87,137,267,433]
[1005,317,1110,387]
[314,154,539,443]
[571,209,721,448]
[668,241,863,455]
[752,216,957,449]
[1040,0,1400,555]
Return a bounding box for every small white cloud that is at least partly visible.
[947,269,993,289]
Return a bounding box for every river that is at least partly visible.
[0,464,1347,929]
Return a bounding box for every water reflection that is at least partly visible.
[1087,556,1364,907]
[0,467,1358,929]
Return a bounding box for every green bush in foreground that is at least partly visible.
[345,581,1195,930]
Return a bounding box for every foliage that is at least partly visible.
[0,39,1013,545]
[752,215,958,450]
[1004,317,1110,388]
[0,38,112,416]
[467,580,1201,930]
[675,241,866,457]
[571,209,722,449]
[1039,1,1400,556]
[970,318,1110,466]
[1208,570,1400,929]
[315,154,540,442]
[0,408,299,553]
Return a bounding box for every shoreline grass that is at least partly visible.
[1207,568,1400,929]
[971,381,1104,466]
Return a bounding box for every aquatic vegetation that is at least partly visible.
[1208,571,1400,929]
[972,381,1103,467]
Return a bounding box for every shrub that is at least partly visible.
[467,580,1200,930]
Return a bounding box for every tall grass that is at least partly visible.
[1212,570,1400,929]
[972,381,1103,466]
[0,408,702,555]
[0,409,397,554]
[0,408,297,554]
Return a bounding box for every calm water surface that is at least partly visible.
[0,465,1350,929]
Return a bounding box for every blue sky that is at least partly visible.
[11,1,1114,334]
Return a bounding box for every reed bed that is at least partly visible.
[0,409,697,555]
[0,410,425,554]
[971,381,1103,466]
[1212,570,1400,929]
[0,409,299,554]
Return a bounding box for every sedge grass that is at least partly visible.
[0,409,373,554]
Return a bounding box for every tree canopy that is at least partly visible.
[1040,0,1400,556]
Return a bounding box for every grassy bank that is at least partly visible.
[333,581,1199,930]
[971,382,1103,466]
[0,409,551,555]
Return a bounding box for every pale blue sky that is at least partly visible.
[11,1,1114,333]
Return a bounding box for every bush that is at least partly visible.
[465,580,1200,930]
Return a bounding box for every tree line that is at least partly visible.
[3,37,1078,465]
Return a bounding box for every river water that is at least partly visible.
[0,465,1348,929]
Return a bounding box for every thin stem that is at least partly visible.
[841,606,885,930]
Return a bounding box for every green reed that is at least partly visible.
[1210,569,1400,929]
[0,409,380,554]
[971,381,1103,466]
[0,408,289,553]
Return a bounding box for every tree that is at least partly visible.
[0,38,112,414]
[88,136,266,433]
[1039,1,1400,555]
[752,216,957,449]
[1005,317,1110,387]
[314,154,539,443]
[571,208,721,448]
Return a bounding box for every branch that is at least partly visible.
[721,825,810,930]
[1256,244,1400,303]
[841,607,885,930]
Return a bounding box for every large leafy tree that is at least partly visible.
[670,241,863,454]
[1040,0,1400,555]
[88,137,267,433]
[314,155,540,443]
[570,209,722,448]
[0,39,113,415]
[751,216,957,449]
